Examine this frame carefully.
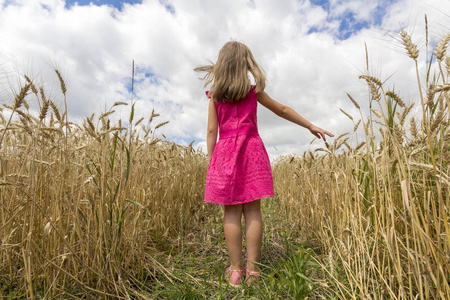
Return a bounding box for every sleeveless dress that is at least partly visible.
[204,87,275,205]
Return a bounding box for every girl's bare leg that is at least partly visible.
[243,200,262,272]
[224,204,244,270]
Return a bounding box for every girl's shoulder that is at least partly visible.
[204,85,256,102]
[249,85,258,98]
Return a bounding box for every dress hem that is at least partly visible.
[204,193,275,206]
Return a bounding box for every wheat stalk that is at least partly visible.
[86,117,96,133]
[434,83,450,92]
[430,98,445,132]
[400,30,419,59]
[354,141,365,151]
[0,83,31,149]
[353,119,361,132]
[434,34,450,61]
[371,108,383,119]
[359,75,383,87]
[13,83,31,110]
[49,101,62,123]
[334,132,349,142]
[365,42,369,72]
[340,109,353,121]
[39,99,50,121]
[155,121,169,130]
[19,116,32,135]
[425,14,429,50]
[444,126,450,140]
[314,148,332,154]
[14,109,31,122]
[55,69,67,95]
[100,110,115,119]
[361,78,381,102]
[445,56,450,76]
[149,109,160,124]
[24,75,39,96]
[393,122,404,145]
[135,117,145,127]
[335,137,348,150]
[368,121,374,139]
[409,117,419,140]
[399,103,414,126]
[426,84,436,108]
[363,119,370,136]
[347,93,360,109]
[385,91,405,107]
[112,101,128,107]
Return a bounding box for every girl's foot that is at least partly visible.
[225,267,245,287]
[246,270,260,285]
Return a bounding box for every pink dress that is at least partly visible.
[204,87,275,205]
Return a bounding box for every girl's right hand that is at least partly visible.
[309,125,334,141]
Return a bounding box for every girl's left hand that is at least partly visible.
[309,125,334,141]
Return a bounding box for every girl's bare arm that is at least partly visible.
[206,100,218,162]
[257,91,334,141]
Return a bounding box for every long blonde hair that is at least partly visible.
[194,41,266,102]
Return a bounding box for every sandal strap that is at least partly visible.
[225,267,245,286]
[246,270,260,285]
[226,267,245,275]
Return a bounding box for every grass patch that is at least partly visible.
[143,197,329,299]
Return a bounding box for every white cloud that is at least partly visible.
[1,0,450,160]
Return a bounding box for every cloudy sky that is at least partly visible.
[1,0,449,159]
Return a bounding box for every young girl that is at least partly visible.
[195,41,333,287]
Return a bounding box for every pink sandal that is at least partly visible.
[246,270,260,285]
[224,267,245,287]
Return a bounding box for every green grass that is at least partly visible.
[147,240,318,299]
[139,197,328,300]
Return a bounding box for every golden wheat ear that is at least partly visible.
[54,69,67,95]
[347,93,360,110]
[434,34,450,61]
[39,99,49,121]
[400,29,419,59]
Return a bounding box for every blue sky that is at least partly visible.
[65,0,142,9]
[63,0,391,40]
[64,0,176,13]
[309,0,389,40]
[1,0,449,157]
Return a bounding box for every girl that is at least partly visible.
[195,41,333,287]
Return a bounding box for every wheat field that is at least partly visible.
[1,28,449,299]
[273,29,450,299]
[0,77,214,298]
